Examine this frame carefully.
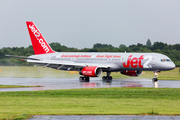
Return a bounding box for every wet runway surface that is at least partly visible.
[28,115,180,120]
[0,77,180,92]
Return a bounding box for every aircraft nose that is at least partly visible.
[172,62,176,69]
[167,62,176,70]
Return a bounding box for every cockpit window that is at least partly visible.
[161,59,171,62]
[166,59,171,62]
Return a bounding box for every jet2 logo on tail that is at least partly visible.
[29,25,50,53]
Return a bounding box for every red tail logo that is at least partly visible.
[26,21,55,55]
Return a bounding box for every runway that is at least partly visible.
[28,115,180,120]
[0,77,180,92]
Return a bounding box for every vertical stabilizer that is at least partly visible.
[26,21,55,55]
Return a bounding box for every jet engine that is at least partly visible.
[121,70,142,77]
[79,66,102,77]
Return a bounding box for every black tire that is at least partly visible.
[152,78,155,82]
[79,76,85,82]
[85,79,89,82]
[154,78,158,82]
[79,76,82,80]
[85,77,90,82]
[152,78,158,82]
[108,76,112,80]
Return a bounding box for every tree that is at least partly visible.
[93,43,114,49]
[1,41,180,66]
[119,44,126,48]
[137,43,143,47]
[152,42,167,50]
[146,39,152,47]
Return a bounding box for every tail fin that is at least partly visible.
[26,21,55,55]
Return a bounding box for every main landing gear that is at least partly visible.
[102,76,112,80]
[102,72,113,80]
[79,76,90,82]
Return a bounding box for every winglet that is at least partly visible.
[26,21,55,55]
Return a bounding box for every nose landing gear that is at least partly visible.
[152,70,160,82]
[152,77,158,82]
[152,70,160,88]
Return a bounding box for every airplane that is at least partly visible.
[6,21,176,82]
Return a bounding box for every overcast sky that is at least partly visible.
[0,0,180,49]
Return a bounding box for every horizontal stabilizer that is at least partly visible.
[5,55,40,61]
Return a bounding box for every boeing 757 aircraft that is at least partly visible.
[6,21,176,82]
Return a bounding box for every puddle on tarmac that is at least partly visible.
[0,77,180,92]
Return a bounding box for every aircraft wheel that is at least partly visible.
[108,76,112,80]
[79,76,84,82]
[79,76,89,82]
[102,76,112,80]
[79,76,83,80]
[85,79,89,82]
[152,78,158,82]
[85,77,90,82]
[82,77,86,80]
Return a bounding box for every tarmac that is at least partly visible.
[0,77,180,92]
[28,115,180,120]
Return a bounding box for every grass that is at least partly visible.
[0,66,179,80]
[0,88,180,119]
[0,85,42,88]
[0,66,79,78]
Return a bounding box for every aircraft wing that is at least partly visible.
[6,54,113,68]
[27,59,112,68]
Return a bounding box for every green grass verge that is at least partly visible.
[0,66,179,80]
[0,85,42,88]
[0,66,79,78]
[0,88,180,119]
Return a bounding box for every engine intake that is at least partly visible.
[79,66,102,77]
[121,70,142,77]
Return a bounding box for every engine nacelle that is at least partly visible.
[121,70,142,77]
[79,66,102,77]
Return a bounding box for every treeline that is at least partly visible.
[1,40,180,66]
